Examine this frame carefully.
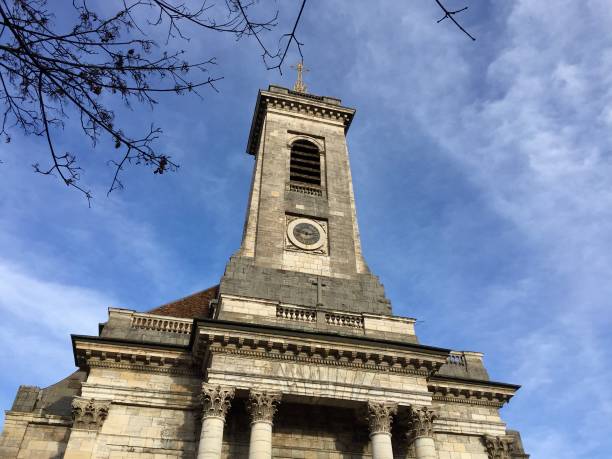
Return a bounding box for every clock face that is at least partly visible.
[293,222,321,245]
[287,218,326,251]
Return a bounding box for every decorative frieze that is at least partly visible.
[246,391,281,424]
[367,401,398,435]
[407,406,436,440]
[483,435,515,459]
[71,397,111,430]
[200,384,235,420]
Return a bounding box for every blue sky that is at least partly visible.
[1,1,611,457]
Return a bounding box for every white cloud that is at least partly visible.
[0,259,114,425]
[341,1,612,456]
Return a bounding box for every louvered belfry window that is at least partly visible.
[290,140,321,186]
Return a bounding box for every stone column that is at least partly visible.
[198,384,235,459]
[407,406,437,459]
[482,435,515,459]
[246,391,281,459]
[367,401,397,459]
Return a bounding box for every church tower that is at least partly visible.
[218,83,391,317]
[0,76,529,459]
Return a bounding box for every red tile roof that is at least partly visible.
[147,285,218,319]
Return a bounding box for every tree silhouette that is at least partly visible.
[0,0,472,203]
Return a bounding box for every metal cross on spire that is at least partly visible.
[291,61,309,93]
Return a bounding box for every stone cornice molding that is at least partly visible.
[246,391,281,425]
[406,406,437,440]
[367,401,398,436]
[428,382,514,408]
[198,329,446,377]
[87,359,197,376]
[201,384,235,421]
[73,338,196,375]
[247,88,355,155]
[482,435,515,459]
[71,397,111,431]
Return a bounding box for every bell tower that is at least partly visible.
[217,80,391,316]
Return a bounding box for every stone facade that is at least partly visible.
[0,84,528,459]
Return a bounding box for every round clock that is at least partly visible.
[287,218,325,251]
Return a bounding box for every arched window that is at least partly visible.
[290,139,321,187]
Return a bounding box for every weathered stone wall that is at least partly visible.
[219,256,391,315]
[14,423,70,459]
[434,433,489,459]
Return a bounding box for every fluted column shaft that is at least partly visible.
[367,401,397,459]
[246,391,281,459]
[407,406,437,459]
[197,384,235,459]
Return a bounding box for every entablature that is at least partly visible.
[72,335,197,376]
[193,319,448,377]
[428,376,520,408]
[247,86,355,155]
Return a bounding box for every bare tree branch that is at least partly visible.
[0,0,305,201]
[434,0,475,41]
[0,0,474,203]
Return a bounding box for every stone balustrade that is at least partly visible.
[276,305,317,322]
[288,182,323,196]
[446,351,467,366]
[130,314,193,334]
[325,312,364,328]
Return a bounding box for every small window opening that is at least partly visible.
[290,140,320,186]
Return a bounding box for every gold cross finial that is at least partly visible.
[291,61,309,93]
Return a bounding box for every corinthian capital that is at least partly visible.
[483,435,515,459]
[367,401,398,435]
[201,384,235,420]
[246,391,281,424]
[407,405,437,440]
[71,397,111,430]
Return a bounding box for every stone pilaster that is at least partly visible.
[483,435,515,459]
[246,391,281,459]
[64,397,111,459]
[367,401,397,459]
[71,397,111,431]
[198,384,235,459]
[407,406,437,459]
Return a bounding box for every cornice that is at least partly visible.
[193,318,450,357]
[199,330,444,377]
[72,337,196,375]
[430,375,521,391]
[428,380,516,407]
[246,88,355,155]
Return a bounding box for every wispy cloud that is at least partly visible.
[0,259,114,424]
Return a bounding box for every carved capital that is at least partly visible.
[71,397,111,430]
[367,401,398,435]
[483,435,515,459]
[201,384,235,420]
[406,405,437,440]
[246,391,281,424]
